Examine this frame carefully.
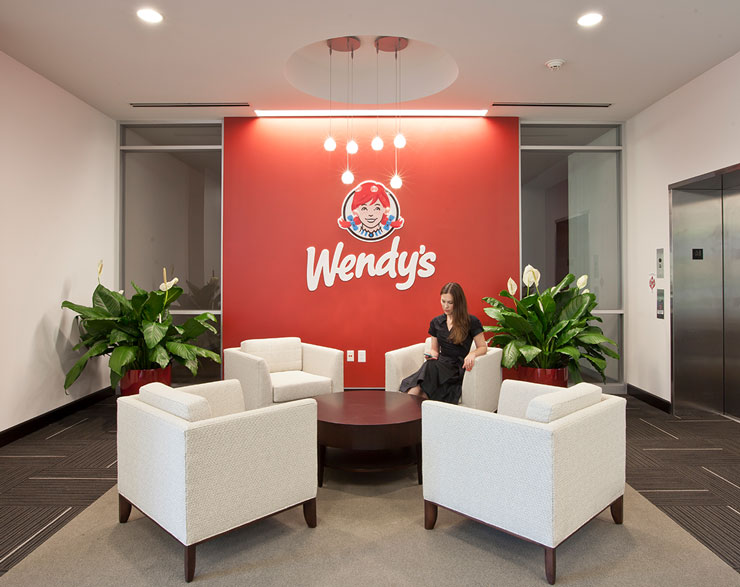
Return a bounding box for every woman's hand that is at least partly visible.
[464,333,488,371]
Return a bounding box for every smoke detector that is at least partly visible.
[545,58,565,71]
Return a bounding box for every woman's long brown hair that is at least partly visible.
[441,282,470,344]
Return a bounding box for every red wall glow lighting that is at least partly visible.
[223,116,520,387]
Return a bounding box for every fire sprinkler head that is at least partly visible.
[545,58,566,71]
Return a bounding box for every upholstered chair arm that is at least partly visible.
[496,379,565,418]
[223,347,272,410]
[460,347,502,411]
[302,343,344,393]
[117,397,317,546]
[174,379,245,416]
[385,342,426,391]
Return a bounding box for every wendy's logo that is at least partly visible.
[337,181,405,242]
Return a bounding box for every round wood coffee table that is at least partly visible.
[315,391,423,486]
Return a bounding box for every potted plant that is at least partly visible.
[61,263,221,395]
[483,265,619,385]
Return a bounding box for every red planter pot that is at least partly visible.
[119,365,172,396]
[501,365,568,388]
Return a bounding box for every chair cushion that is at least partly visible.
[525,383,602,423]
[241,337,302,373]
[271,370,333,402]
[139,383,213,422]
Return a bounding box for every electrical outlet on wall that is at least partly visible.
[347,350,354,362]
[358,350,366,363]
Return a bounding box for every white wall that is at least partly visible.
[625,49,740,401]
[0,51,117,432]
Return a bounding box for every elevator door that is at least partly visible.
[723,174,740,417]
[672,189,724,414]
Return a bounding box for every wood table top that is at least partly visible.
[315,391,423,426]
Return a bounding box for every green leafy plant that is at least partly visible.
[61,263,221,390]
[483,265,619,383]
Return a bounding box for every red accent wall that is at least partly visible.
[223,116,519,387]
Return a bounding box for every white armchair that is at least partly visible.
[385,338,502,411]
[224,337,343,410]
[422,380,626,584]
[117,379,318,582]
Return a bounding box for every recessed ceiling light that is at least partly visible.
[137,8,164,24]
[577,12,603,27]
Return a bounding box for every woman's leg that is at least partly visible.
[407,385,429,399]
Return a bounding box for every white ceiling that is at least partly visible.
[1,0,739,123]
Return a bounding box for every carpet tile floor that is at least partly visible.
[0,393,738,576]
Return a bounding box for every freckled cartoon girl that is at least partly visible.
[337,181,404,241]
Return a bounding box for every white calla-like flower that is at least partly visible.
[577,274,589,289]
[507,277,517,296]
[159,277,179,291]
[582,288,590,294]
[159,267,179,291]
[522,265,541,288]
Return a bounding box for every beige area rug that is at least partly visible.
[2,469,739,587]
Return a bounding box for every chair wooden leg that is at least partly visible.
[610,495,624,524]
[303,497,317,528]
[544,546,556,585]
[118,494,132,523]
[424,500,438,530]
[185,544,196,582]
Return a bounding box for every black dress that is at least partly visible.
[400,314,484,404]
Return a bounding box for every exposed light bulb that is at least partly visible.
[577,12,603,27]
[137,8,164,23]
[324,136,337,152]
[393,133,406,149]
[346,139,359,154]
[371,136,384,151]
[390,174,403,189]
[341,169,355,184]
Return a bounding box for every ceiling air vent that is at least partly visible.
[491,102,611,108]
[130,102,250,108]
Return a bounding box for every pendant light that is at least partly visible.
[323,43,336,151]
[393,42,406,150]
[346,42,358,155]
[326,37,360,183]
[371,45,384,151]
[376,37,408,188]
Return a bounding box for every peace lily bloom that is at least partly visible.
[522,265,541,289]
[582,288,590,294]
[97,260,104,283]
[507,277,517,296]
[159,267,179,291]
[577,274,589,289]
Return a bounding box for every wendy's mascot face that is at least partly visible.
[337,181,405,242]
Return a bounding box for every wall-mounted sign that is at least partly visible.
[337,181,405,242]
[657,288,665,319]
[307,180,436,291]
